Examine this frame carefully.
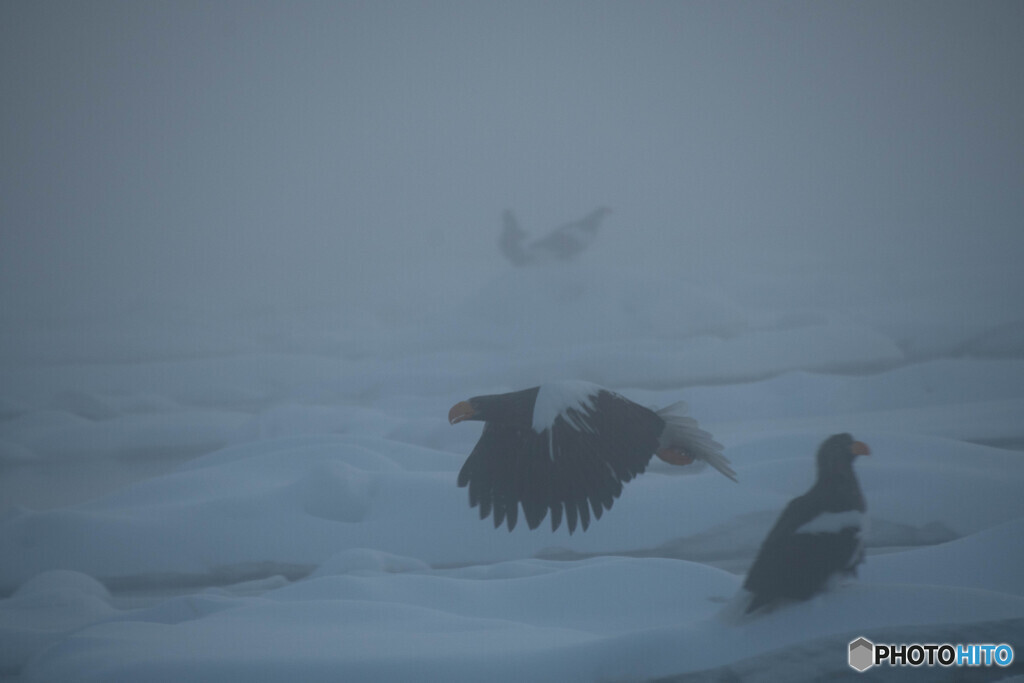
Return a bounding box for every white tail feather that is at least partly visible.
[656,403,737,482]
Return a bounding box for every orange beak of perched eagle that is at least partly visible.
[851,441,871,456]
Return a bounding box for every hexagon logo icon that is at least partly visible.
[849,637,874,672]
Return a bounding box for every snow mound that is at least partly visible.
[862,516,1024,596]
[12,569,111,602]
[311,548,431,578]
[957,319,1024,358]
[0,570,115,674]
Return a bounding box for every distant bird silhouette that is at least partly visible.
[742,433,871,614]
[498,208,612,266]
[449,381,735,533]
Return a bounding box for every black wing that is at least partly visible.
[456,391,663,533]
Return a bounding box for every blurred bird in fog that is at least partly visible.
[498,207,612,266]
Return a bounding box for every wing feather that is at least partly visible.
[456,389,664,532]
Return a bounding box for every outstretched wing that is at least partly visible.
[457,391,663,533]
[527,208,609,260]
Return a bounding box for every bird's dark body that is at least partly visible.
[743,434,868,613]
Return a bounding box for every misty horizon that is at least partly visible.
[2,1,1021,331]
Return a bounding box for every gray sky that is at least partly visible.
[2,1,1021,325]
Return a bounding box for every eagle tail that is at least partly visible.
[656,401,737,482]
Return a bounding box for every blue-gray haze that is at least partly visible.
[2,1,1021,330]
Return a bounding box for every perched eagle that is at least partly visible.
[743,433,871,613]
[498,208,612,266]
[449,381,735,533]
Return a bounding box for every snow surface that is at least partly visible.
[1,261,1023,682]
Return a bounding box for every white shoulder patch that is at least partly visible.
[531,381,603,433]
[795,509,863,535]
